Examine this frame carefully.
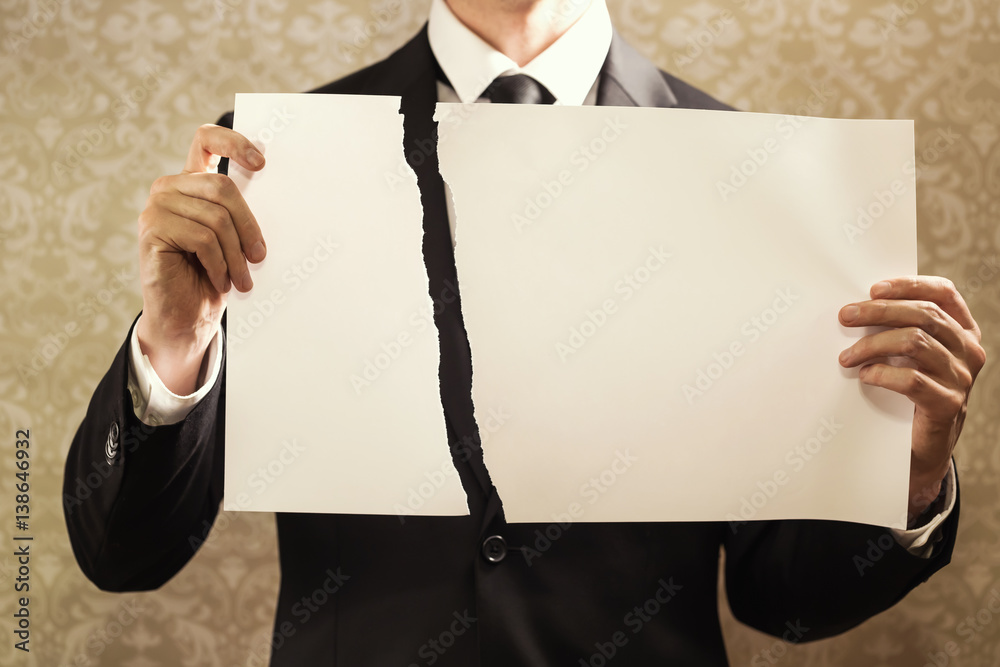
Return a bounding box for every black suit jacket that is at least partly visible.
[64,26,959,667]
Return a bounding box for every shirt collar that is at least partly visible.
[427,0,612,105]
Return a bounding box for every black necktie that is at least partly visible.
[483,74,556,104]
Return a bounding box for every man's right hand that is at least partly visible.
[135,124,266,395]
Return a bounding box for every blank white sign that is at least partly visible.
[225,93,468,517]
[436,103,915,528]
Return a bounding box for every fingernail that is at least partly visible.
[249,241,265,262]
[839,348,851,364]
[872,281,891,298]
[242,272,254,291]
[246,149,264,168]
[841,305,859,322]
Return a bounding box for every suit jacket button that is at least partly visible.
[481,535,507,563]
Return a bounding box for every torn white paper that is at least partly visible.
[436,103,916,528]
[224,93,467,517]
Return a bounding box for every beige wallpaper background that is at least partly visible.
[0,0,997,665]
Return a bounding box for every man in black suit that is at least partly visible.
[64,0,984,664]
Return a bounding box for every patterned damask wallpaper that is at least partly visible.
[0,0,997,665]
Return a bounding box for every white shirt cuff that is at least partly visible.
[890,462,957,558]
[126,315,224,426]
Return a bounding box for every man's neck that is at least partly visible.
[445,0,592,67]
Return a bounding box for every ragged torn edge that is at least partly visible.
[426,101,508,515]
[394,95,502,518]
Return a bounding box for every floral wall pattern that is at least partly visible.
[0,0,997,665]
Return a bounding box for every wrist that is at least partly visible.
[136,315,215,395]
[907,464,950,527]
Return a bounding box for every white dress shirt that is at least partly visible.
[126,0,953,555]
[427,0,612,105]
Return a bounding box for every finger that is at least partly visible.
[184,124,265,174]
[839,327,970,388]
[151,172,266,263]
[147,213,232,295]
[151,191,254,292]
[838,299,966,356]
[869,276,979,334]
[857,363,965,421]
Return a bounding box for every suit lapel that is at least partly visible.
[597,30,679,108]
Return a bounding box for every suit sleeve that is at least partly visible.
[63,110,237,592]
[62,314,227,591]
[723,485,959,641]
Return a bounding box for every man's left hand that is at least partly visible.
[838,276,986,526]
